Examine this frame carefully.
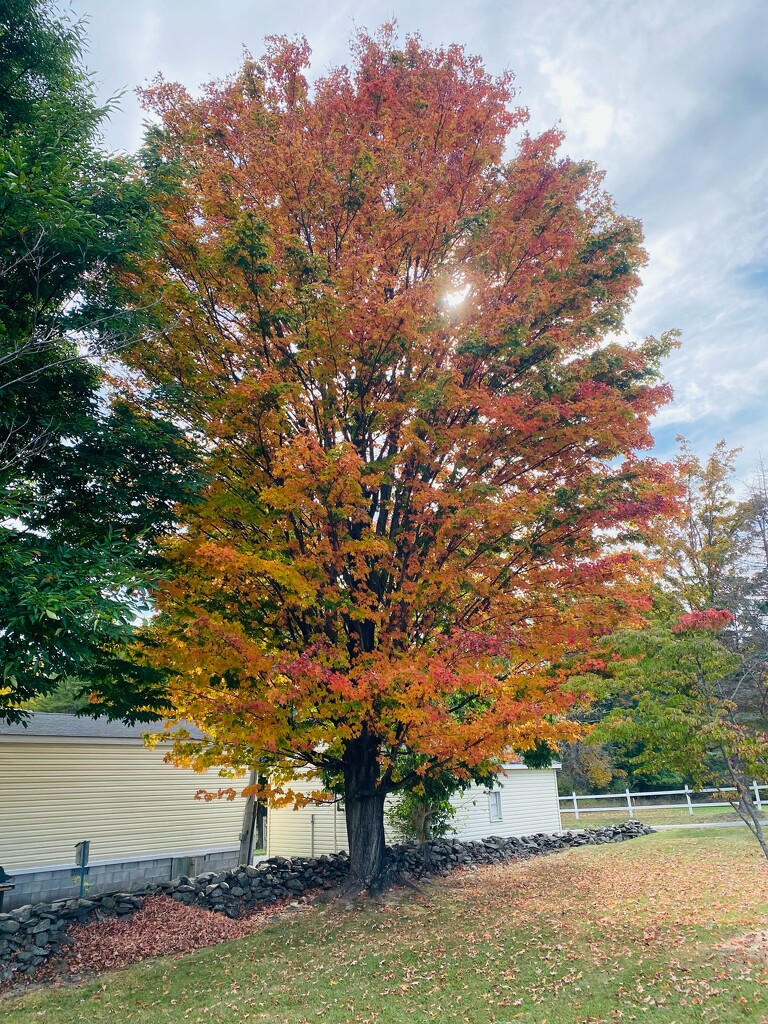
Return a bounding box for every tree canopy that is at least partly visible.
[115,29,677,891]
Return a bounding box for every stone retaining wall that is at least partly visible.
[0,821,653,982]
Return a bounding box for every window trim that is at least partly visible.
[488,789,503,823]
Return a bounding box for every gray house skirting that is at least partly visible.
[4,849,240,910]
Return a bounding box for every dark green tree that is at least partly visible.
[0,0,197,723]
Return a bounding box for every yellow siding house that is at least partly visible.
[2,714,563,909]
[0,713,244,908]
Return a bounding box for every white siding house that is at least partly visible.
[449,765,562,841]
[266,764,561,858]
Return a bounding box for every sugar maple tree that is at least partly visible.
[121,29,677,893]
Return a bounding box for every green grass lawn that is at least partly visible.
[4,829,768,1024]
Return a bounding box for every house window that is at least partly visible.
[489,790,502,823]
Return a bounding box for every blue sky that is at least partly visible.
[73,0,768,483]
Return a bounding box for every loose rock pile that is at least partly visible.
[0,820,652,982]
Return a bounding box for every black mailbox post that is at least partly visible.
[0,865,15,911]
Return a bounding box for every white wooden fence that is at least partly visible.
[560,782,768,820]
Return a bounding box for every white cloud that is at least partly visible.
[73,0,768,476]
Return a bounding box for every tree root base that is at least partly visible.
[330,868,422,908]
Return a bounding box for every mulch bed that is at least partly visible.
[2,893,311,993]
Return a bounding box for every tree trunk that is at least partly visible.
[725,757,768,861]
[342,729,389,896]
